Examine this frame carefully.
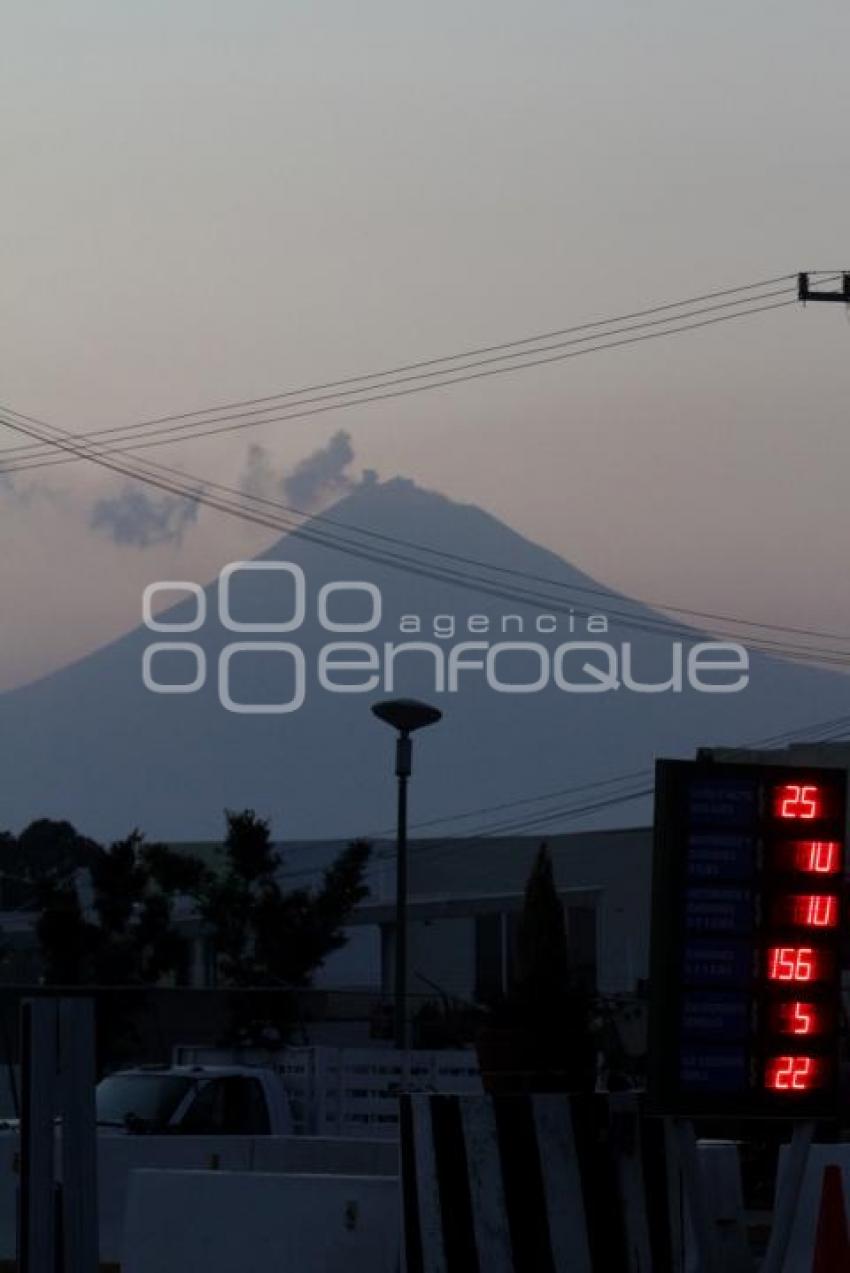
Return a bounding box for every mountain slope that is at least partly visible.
[2,477,847,841]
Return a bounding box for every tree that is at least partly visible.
[36,831,203,987]
[199,810,371,989]
[35,831,207,1067]
[18,819,100,876]
[477,843,595,1091]
[33,809,372,1052]
[0,819,99,909]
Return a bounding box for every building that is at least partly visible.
[346,827,652,1004]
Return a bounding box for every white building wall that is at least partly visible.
[407,917,476,1002]
[404,829,652,996]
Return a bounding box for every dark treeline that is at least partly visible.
[0,813,370,996]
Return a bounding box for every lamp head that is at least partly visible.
[371,698,442,735]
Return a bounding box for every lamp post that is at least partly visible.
[371,698,442,1050]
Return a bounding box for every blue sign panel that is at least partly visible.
[680,1049,749,1093]
[686,832,755,881]
[684,886,754,934]
[680,994,749,1039]
[683,940,752,986]
[687,780,758,827]
[650,759,847,1118]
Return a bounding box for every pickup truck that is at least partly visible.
[95,1064,294,1136]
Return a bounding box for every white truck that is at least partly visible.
[97,1046,482,1138]
[95,1064,294,1136]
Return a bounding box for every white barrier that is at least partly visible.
[0,1121,753,1270]
[250,1135,398,1177]
[400,1093,744,1273]
[121,1170,400,1273]
[683,1142,751,1273]
[96,1136,253,1263]
[101,1135,398,1264]
[0,1131,399,1264]
[401,1092,643,1272]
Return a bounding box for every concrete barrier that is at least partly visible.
[95,1135,254,1263]
[608,1093,678,1272]
[400,1093,751,1273]
[401,1092,631,1272]
[250,1135,398,1177]
[121,1171,400,1273]
[0,1131,399,1264]
[101,1136,398,1264]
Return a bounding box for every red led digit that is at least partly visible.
[772,894,840,929]
[769,1001,831,1037]
[792,1003,814,1036]
[766,945,823,982]
[764,1056,821,1092]
[768,946,812,981]
[771,841,842,875]
[774,784,823,820]
[798,841,841,875]
[802,895,838,928]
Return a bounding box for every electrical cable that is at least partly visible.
[0,292,814,474]
[0,274,807,466]
[3,400,850,667]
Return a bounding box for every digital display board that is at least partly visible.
[648,759,846,1118]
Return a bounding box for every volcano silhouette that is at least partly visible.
[2,477,848,841]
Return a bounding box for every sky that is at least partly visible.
[1,0,849,691]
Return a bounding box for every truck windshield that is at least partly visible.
[96,1074,194,1129]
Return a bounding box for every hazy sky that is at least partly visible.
[2,0,849,689]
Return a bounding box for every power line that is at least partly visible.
[137,448,850,646]
[403,710,850,847]
[271,710,850,884]
[0,291,811,474]
[2,421,847,668]
[0,274,803,466]
[3,400,850,666]
[387,768,651,833]
[1,301,842,655]
[3,274,841,473]
[11,347,850,646]
[382,709,850,842]
[2,273,846,876]
[8,377,842,872]
[0,275,847,665]
[343,709,850,879]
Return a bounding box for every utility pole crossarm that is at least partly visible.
[798,271,850,304]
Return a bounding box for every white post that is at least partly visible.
[59,999,99,1273]
[674,1118,721,1273]
[760,1122,814,1273]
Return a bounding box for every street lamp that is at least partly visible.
[371,698,442,1050]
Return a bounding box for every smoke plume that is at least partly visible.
[241,430,356,511]
[90,485,200,548]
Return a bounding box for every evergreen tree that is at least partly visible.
[511,842,595,1088]
[478,843,595,1091]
